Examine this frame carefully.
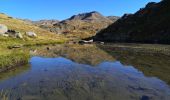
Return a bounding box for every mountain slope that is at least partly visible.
[33,20,59,26]
[0,13,62,41]
[107,16,120,22]
[39,11,119,39]
[94,0,170,44]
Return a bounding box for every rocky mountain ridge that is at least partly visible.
[33,20,59,26]
[94,0,170,44]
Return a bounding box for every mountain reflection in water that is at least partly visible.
[0,44,170,100]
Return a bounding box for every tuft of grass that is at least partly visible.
[0,90,9,100]
[0,51,30,71]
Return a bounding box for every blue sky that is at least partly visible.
[0,0,161,21]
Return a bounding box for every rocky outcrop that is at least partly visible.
[0,25,23,38]
[94,0,170,44]
[7,30,23,38]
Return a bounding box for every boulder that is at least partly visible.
[8,30,23,38]
[16,32,23,38]
[26,32,37,37]
[0,24,8,35]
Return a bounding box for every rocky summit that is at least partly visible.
[94,0,170,44]
[67,11,112,22]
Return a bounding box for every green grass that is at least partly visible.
[0,13,67,72]
[0,36,66,72]
[0,51,30,71]
[0,13,68,72]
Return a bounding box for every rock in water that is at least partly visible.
[0,24,8,35]
[26,32,37,37]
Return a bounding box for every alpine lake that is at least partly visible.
[0,43,170,100]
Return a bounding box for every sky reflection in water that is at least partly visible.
[0,56,170,100]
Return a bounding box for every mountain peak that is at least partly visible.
[67,11,107,21]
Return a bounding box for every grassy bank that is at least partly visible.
[0,36,66,72]
[0,51,30,72]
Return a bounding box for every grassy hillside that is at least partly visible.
[0,13,65,41]
[54,20,111,39]
[39,11,119,40]
[0,13,66,71]
[94,0,170,44]
[0,13,68,47]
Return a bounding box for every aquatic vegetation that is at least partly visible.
[0,89,9,100]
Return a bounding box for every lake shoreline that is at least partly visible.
[0,43,170,73]
[0,39,66,73]
[0,52,30,73]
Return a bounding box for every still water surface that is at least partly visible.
[0,44,170,100]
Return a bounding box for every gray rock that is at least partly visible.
[26,32,37,37]
[16,32,23,38]
[8,30,23,38]
[0,25,23,38]
[0,24,8,35]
